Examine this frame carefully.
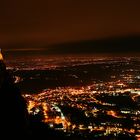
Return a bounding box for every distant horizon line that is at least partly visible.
[1,33,140,50]
[3,48,47,51]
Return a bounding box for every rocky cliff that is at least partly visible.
[0,51,29,138]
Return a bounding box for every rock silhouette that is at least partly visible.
[0,52,29,138]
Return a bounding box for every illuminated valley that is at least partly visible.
[23,83,140,139]
[6,55,140,139]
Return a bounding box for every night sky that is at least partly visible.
[0,0,140,51]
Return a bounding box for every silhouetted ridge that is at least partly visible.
[0,53,29,138]
[48,35,140,54]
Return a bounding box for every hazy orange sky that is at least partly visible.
[0,0,140,48]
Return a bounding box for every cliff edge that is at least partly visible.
[0,50,29,138]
